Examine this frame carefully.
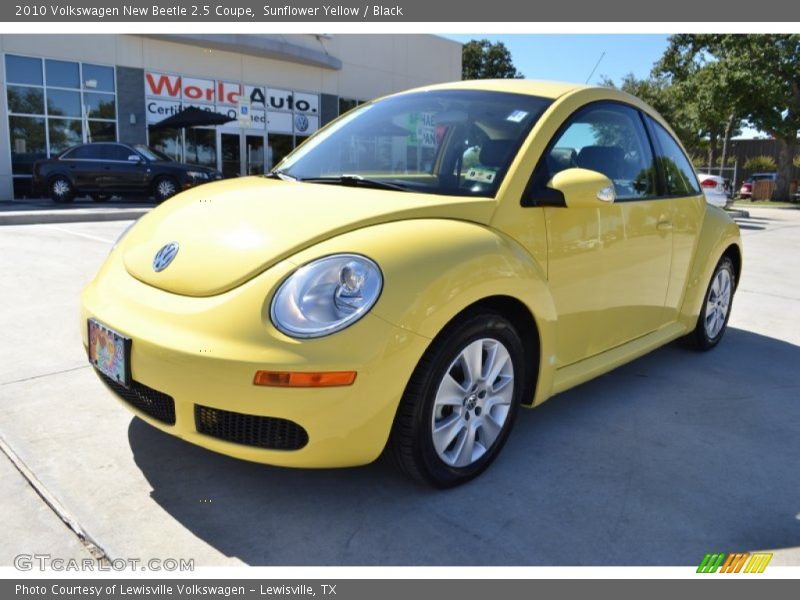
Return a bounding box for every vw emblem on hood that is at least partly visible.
[152,242,179,272]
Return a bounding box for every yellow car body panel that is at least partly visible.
[81,80,742,468]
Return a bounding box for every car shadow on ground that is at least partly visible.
[128,327,800,566]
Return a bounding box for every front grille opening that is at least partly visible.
[194,405,308,451]
[98,371,176,425]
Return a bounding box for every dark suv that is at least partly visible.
[33,142,222,203]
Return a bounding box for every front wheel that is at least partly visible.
[49,176,75,203]
[686,256,736,351]
[388,309,526,487]
[152,177,178,203]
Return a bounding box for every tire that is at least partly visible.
[49,176,75,203]
[388,309,526,488]
[152,177,178,203]
[685,256,736,351]
[90,194,111,202]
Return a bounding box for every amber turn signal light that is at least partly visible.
[253,370,357,387]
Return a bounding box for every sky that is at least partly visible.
[442,34,760,138]
[442,34,671,86]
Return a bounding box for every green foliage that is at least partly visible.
[462,39,523,80]
[794,155,800,168]
[657,34,800,199]
[744,155,777,171]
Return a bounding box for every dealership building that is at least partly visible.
[0,34,462,201]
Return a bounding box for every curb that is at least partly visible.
[0,208,150,226]
[726,208,750,219]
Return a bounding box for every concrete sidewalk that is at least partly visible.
[0,198,151,226]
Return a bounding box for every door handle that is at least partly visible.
[657,219,673,231]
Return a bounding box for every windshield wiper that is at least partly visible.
[266,170,298,182]
[298,174,411,192]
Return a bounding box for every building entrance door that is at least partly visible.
[219,132,241,178]
[217,131,267,177]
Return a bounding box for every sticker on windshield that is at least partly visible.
[506,110,529,123]
[465,167,497,184]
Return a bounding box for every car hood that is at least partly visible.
[122,177,496,296]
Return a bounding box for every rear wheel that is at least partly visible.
[388,309,526,487]
[49,176,75,203]
[153,177,178,203]
[686,256,735,351]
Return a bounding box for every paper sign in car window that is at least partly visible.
[465,167,496,184]
[506,110,529,123]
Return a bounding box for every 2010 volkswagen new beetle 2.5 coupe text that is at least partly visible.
[81,80,742,487]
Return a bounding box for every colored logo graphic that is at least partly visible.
[697,552,773,573]
[153,242,180,272]
[294,114,309,133]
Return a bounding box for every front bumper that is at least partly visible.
[81,250,430,468]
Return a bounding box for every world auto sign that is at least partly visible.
[145,72,319,135]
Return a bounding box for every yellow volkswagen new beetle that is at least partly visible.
[81,80,742,487]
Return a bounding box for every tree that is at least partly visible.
[657,34,800,200]
[462,39,523,80]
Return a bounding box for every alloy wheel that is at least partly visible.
[704,267,732,339]
[431,338,515,468]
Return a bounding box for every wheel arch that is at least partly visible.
[678,208,743,328]
[436,295,542,407]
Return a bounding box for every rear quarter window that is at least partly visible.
[647,117,701,196]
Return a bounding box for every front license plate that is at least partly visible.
[88,319,131,388]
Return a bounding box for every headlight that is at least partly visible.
[186,171,208,179]
[270,254,383,338]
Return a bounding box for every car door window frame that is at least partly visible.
[523,100,668,207]
[642,114,702,199]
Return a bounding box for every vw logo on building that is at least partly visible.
[152,242,179,272]
[294,114,309,133]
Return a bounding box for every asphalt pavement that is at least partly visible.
[0,207,798,566]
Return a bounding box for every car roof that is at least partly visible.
[397,79,590,100]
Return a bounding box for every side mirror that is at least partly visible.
[547,167,616,208]
[128,154,142,163]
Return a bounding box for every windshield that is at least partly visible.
[135,144,172,162]
[276,90,552,197]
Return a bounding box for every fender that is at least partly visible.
[287,218,559,404]
[678,206,743,329]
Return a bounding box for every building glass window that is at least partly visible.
[148,127,183,161]
[45,59,80,89]
[5,54,42,85]
[48,119,83,154]
[4,54,118,196]
[87,121,117,143]
[7,86,44,114]
[186,129,216,168]
[85,92,116,119]
[8,116,46,175]
[82,64,115,92]
[338,97,361,116]
[46,89,82,117]
[268,134,294,169]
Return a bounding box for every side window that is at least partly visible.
[62,145,94,159]
[545,103,657,200]
[647,117,701,196]
[101,144,134,161]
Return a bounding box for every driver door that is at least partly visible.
[539,102,673,367]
